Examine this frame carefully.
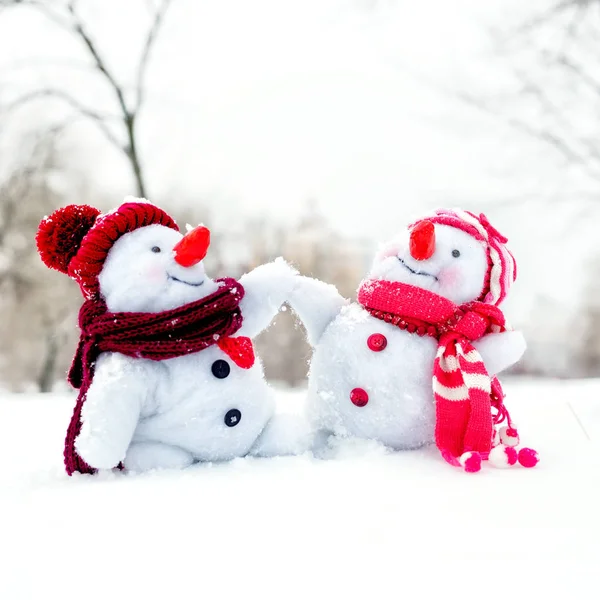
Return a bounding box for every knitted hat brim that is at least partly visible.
[68,202,179,298]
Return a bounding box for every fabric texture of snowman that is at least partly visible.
[289,208,538,472]
[37,199,305,475]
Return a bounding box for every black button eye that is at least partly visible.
[224,409,241,427]
[452,249,460,258]
[151,246,161,253]
[211,360,230,379]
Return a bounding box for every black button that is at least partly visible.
[211,359,230,379]
[224,409,241,427]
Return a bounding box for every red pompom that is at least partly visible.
[460,451,482,473]
[409,220,435,261]
[36,205,101,274]
[518,448,539,468]
[488,445,518,468]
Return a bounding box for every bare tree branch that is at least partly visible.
[0,0,72,28]
[555,52,600,96]
[389,52,600,181]
[454,90,600,182]
[0,128,84,391]
[66,1,131,122]
[3,88,126,152]
[0,0,175,198]
[136,0,172,111]
[511,0,590,38]
[448,0,600,189]
[510,65,600,166]
[565,3,587,39]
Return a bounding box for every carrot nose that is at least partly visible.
[409,220,435,261]
[173,225,211,267]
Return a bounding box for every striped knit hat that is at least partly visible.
[37,199,179,299]
[412,209,516,306]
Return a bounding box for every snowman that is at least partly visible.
[37,199,306,475]
[289,209,537,472]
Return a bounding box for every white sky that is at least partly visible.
[0,0,596,323]
[0,0,586,234]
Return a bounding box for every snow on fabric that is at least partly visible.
[289,209,532,472]
[411,208,517,306]
[66,277,247,475]
[36,199,308,474]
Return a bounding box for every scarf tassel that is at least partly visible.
[358,279,539,474]
[444,393,539,473]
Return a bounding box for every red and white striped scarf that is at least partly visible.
[357,279,509,467]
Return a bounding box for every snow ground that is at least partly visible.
[1,379,600,600]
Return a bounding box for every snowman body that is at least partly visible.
[124,347,276,461]
[70,220,302,472]
[289,217,526,451]
[308,303,437,449]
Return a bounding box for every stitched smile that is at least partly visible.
[168,275,205,287]
[397,257,438,281]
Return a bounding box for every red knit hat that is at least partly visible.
[37,200,179,298]
[411,209,516,306]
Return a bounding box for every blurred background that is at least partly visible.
[0,0,598,391]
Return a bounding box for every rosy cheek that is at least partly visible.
[437,266,462,289]
[145,264,167,283]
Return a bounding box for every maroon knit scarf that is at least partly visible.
[65,277,245,476]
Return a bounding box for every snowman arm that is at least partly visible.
[471,331,526,377]
[248,412,313,457]
[75,353,148,470]
[287,275,348,347]
[237,257,299,338]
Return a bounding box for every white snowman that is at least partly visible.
[37,199,306,474]
[289,209,536,472]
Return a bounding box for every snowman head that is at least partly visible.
[37,199,218,312]
[369,209,516,306]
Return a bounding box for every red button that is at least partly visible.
[350,387,369,407]
[367,333,387,352]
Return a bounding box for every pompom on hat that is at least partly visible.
[410,209,516,306]
[37,199,179,299]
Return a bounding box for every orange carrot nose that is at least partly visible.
[173,225,211,267]
[409,220,435,261]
